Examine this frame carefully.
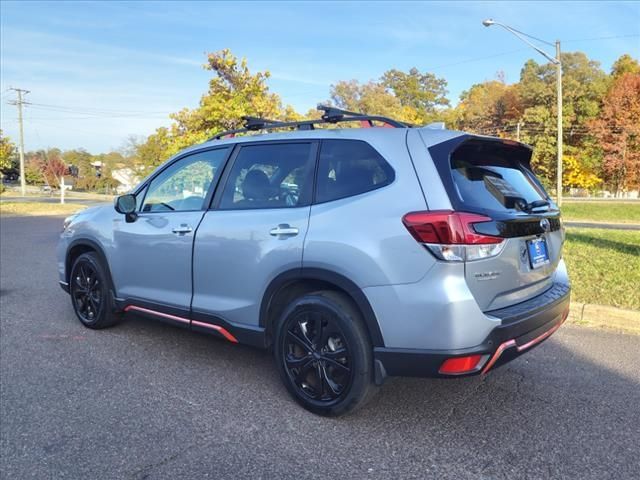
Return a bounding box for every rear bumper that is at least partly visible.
[373,282,570,381]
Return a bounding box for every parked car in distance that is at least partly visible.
[58,106,570,416]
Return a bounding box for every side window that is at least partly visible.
[142,148,228,212]
[316,140,394,203]
[219,143,314,210]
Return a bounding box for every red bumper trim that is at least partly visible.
[481,308,569,375]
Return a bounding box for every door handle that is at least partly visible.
[172,225,193,235]
[269,224,299,237]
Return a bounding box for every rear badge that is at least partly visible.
[474,271,500,281]
[540,218,551,233]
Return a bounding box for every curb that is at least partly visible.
[567,302,640,335]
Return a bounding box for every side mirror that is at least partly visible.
[114,194,138,223]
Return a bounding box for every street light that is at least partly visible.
[482,19,564,206]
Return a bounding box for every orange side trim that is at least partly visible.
[123,305,238,344]
[124,305,190,324]
[481,307,569,375]
[191,320,238,343]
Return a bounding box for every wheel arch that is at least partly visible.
[66,238,115,293]
[260,268,385,348]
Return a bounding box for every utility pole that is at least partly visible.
[9,88,29,197]
[60,174,65,204]
[482,20,564,206]
[555,40,563,206]
[516,120,522,142]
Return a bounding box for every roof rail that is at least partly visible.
[208,105,413,140]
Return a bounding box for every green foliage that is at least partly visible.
[120,49,640,195]
[611,54,640,78]
[456,80,522,135]
[0,130,17,172]
[381,68,449,121]
[166,49,293,155]
[328,67,449,125]
[24,157,45,185]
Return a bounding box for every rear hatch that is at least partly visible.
[427,136,564,311]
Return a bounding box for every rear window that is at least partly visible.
[450,140,548,212]
[316,140,394,203]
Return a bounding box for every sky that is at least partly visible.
[1,0,639,153]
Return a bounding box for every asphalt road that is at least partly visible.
[1,216,639,479]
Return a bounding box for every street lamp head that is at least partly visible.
[482,19,495,27]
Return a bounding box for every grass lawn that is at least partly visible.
[0,202,87,216]
[561,201,640,224]
[564,228,640,310]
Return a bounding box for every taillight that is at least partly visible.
[402,210,505,262]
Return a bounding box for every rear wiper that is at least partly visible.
[519,199,550,213]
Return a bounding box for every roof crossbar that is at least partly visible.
[208,105,412,140]
[242,115,287,131]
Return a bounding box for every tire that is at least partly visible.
[274,290,377,416]
[69,252,121,329]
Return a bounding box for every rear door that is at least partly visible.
[191,141,317,329]
[427,136,563,311]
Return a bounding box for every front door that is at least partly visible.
[111,147,230,311]
[191,141,317,329]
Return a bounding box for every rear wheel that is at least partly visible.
[274,291,376,416]
[70,252,120,329]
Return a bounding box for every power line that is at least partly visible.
[27,102,171,116]
[564,33,640,43]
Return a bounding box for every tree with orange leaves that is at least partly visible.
[590,73,640,195]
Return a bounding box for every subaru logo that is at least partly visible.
[540,218,551,233]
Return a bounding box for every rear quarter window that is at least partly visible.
[315,140,394,203]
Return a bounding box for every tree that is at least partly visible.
[590,72,640,194]
[381,68,449,121]
[455,80,522,136]
[329,80,419,124]
[562,154,601,190]
[517,52,608,185]
[328,67,449,125]
[24,156,44,185]
[133,127,171,172]
[162,49,294,157]
[611,54,640,78]
[0,130,16,173]
[32,149,67,189]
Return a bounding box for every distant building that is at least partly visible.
[111,168,140,194]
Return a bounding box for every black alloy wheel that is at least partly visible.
[283,310,353,402]
[275,291,376,416]
[72,261,102,323]
[70,252,120,329]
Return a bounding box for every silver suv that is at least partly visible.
[58,106,571,416]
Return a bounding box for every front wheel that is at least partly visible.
[69,252,120,329]
[274,291,376,416]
